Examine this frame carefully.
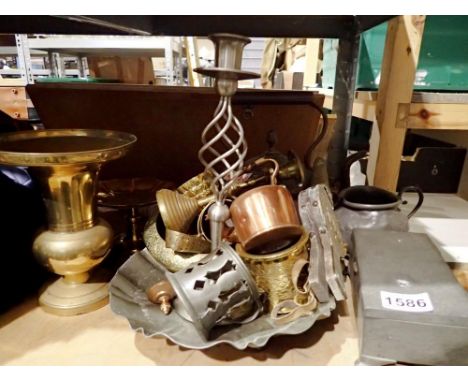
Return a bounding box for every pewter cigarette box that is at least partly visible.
[350,229,468,365]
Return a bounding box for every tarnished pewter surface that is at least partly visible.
[109,248,336,350]
[299,185,347,302]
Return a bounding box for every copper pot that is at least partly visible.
[230,161,302,253]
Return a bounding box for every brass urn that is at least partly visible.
[0,129,136,315]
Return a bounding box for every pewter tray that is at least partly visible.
[109,248,336,350]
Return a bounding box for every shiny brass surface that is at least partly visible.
[38,274,109,316]
[156,189,214,233]
[31,164,100,232]
[165,229,211,254]
[278,150,306,186]
[0,129,136,166]
[230,184,302,253]
[177,172,213,201]
[0,129,136,315]
[146,280,176,315]
[33,219,113,279]
[236,229,310,312]
[143,212,208,272]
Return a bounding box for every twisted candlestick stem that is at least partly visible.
[198,95,247,250]
[199,96,247,201]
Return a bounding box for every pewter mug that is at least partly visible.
[334,185,424,249]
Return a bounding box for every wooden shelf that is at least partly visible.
[0,283,359,365]
[318,88,468,130]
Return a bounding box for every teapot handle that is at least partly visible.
[398,186,424,218]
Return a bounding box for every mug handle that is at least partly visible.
[398,185,424,218]
[252,157,279,185]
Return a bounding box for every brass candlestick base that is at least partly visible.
[0,129,136,315]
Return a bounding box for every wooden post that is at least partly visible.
[372,15,426,191]
[0,87,28,120]
[184,37,201,87]
[303,38,320,88]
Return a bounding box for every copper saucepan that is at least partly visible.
[230,158,302,253]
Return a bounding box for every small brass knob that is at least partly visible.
[146,281,175,315]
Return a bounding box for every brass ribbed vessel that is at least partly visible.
[236,228,309,312]
[156,189,213,233]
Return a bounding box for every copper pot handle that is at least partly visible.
[251,157,279,185]
[197,200,214,241]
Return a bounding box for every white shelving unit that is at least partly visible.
[0,34,183,85]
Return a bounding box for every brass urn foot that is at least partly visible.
[39,275,109,316]
[33,219,114,316]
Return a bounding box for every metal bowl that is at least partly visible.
[109,248,336,350]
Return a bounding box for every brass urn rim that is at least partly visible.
[0,129,137,167]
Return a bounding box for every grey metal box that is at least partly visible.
[350,229,468,365]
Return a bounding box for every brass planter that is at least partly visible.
[236,228,309,312]
[0,129,136,315]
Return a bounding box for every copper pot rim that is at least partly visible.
[236,228,309,261]
[231,184,289,207]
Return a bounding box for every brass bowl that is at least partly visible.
[236,228,310,312]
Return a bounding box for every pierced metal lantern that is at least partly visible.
[165,243,263,339]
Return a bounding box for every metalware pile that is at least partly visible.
[142,34,348,341]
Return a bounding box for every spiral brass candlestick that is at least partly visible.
[195,34,259,251]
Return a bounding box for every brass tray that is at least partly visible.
[109,248,336,350]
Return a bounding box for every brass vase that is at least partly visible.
[0,129,136,315]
